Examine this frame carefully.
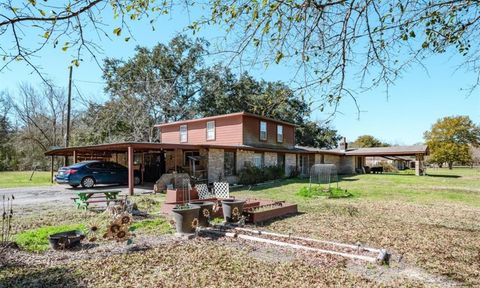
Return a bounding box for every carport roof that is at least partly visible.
[341,145,429,156]
[44,142,203,156]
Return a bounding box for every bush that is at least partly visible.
[238,164,285,185]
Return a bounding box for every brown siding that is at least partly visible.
[160,115,243,145]
[242,115,295,148]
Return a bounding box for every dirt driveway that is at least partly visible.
[0,184,154,213]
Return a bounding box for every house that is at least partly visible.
[45,112,429,194]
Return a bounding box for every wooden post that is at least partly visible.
[128,146,134,195]
[141,152,145,185]
[50,156,54,183]
[174,148,177,172]
[415,154,424,176]
[73,150,77,164]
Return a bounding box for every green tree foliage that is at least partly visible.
[351,135,389,148]
[197,66,309,125]
[295,121,342,149]
[424,116,480,169]
[197,1,480,102]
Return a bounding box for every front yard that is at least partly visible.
[0,171,52,188]
[1,168,479,287]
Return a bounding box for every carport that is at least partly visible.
[344,145,429,176]
[45,142,203,195]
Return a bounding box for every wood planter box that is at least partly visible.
[165,188,198,203]
[244,203,298,224]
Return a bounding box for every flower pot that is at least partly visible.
[171,206,201,234]
[221,199,246,223]
[190,201,215,227]
[48,230,85,250]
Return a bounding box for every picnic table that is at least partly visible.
[72,190,122,210]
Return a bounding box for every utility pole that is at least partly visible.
[65,66,73,166]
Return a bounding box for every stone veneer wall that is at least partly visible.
[338,156,355,174]
[324,154,341,167]
[285,153,297,176]
[264,152,278,167]
[236,149,255,172]
[208,148,224,183]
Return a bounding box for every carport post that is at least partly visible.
[73,150,77,164]
[128,146,134,195]
[50,156,54,183]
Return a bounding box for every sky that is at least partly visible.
[1,4,479,145]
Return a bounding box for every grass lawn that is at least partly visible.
[1,167,479,287]
[0,171,52,188]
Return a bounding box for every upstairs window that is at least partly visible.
[277,125,283,143]
[180,125,188,143]
[206,121,215,140]
[260,121,267,141]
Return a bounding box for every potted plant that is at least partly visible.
[171,204,200,234]
[221,199,246,223]
[190,201,215,227]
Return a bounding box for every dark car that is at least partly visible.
[55,160,141,188]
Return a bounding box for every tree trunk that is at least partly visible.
[448,162,453,169]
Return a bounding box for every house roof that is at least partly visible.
[339,145,429,156]
[294,145,345,155]
[154,112,297,128]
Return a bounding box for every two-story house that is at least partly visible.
[156,112,303,183]
[46,111,428,194]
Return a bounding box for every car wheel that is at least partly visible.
[81,177,95,188]
[70,184,79,188]
[134,175,141,185]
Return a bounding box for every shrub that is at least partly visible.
[238,164,285,185]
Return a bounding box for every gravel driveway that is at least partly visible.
[0,184,154,212]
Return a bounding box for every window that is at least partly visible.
[184,151,200,166]
[277,153,285,171]
[253,153,263,168]
[224,151,236,176]
[277,125,283,143]
[179,125,187,143]
[260,121,267,141]
[206,121,215,140]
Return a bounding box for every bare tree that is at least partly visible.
[7,83,67,168]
